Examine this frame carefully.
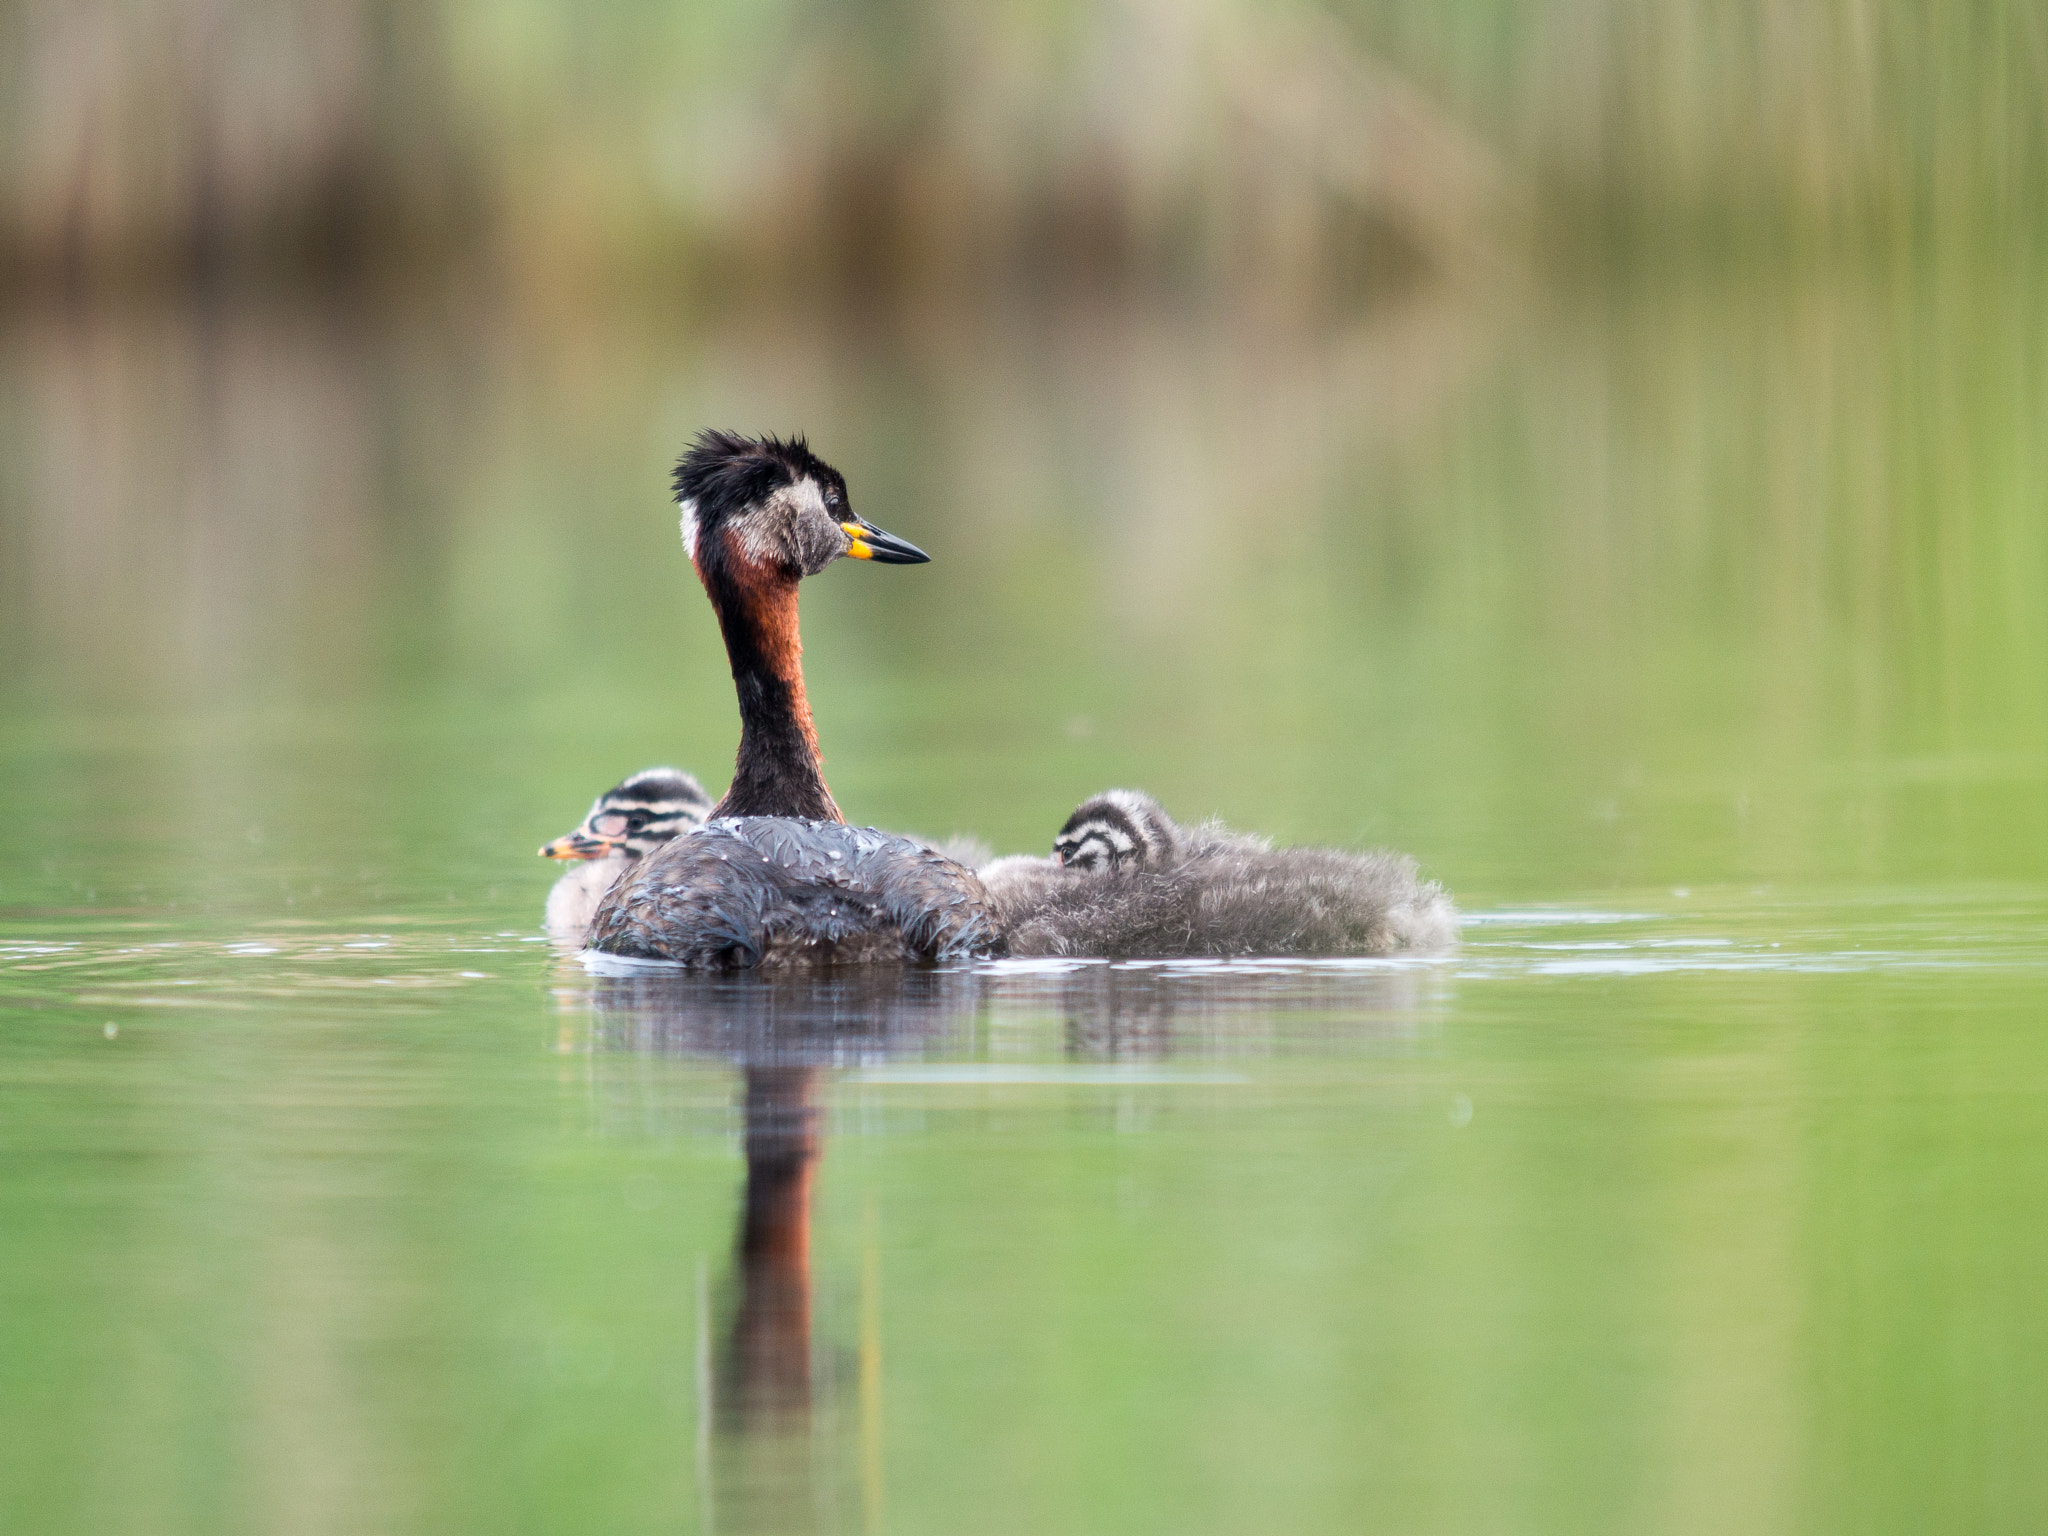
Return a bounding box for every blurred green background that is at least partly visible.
[3,5,2047,1536]
[3,0,2043,292]
[2,0,2043,888]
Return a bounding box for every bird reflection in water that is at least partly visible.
[580,967,974,1534]
[1034,960,1440,1062]
[569,956,1439,1530]
[723,1063,820,1433]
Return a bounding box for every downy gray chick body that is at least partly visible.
[981,790,1457,959]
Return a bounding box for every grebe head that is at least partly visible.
[541,767,713,862]
[1052,790,1182,872]
[672,431,925,823]
[675,430,927,581]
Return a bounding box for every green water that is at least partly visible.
[3,265,2046,1534]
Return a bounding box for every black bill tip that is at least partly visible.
[844,521,931,564]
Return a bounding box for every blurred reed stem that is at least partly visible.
[0,0,2041,300]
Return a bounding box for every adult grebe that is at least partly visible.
[982,789,1457,958]
[586,432,1004,969]
[540,766,713,937]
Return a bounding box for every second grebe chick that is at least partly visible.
[1051,788,1267,871]
[587,432,1004,968]
[542,767,714,937]
[987,791,1457,958]
[979,790,1214,925]
[1051,790,1181,871]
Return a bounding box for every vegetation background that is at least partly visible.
[4,0,2043,293]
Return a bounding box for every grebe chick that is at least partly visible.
[1051,788,1265,871]
[977,789,1203,924]
[587,432,1003,968]
[1050,789,1181,871]
[987,791,1456,959]
[541,767,712,937]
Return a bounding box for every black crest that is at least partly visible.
[672,431,847,526]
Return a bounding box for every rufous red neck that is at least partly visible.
[698,543,842,822]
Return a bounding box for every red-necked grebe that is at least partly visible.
[585,433,1003,969]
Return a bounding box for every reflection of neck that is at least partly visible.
[725,1066,819,1426]
[702,558,840,822]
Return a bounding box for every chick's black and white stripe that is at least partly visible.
[1052,789,1182,872]
[590,768,714,853]
[544,767,712,859]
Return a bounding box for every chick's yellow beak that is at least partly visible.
[541,832,611,861]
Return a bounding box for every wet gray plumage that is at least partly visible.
[588,818,1006,969]
[983,791,1457,959]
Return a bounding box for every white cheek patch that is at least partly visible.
[678,498,700,561]
[741,477,830,565]
[733,504,777,563]
[789,476,828,522]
